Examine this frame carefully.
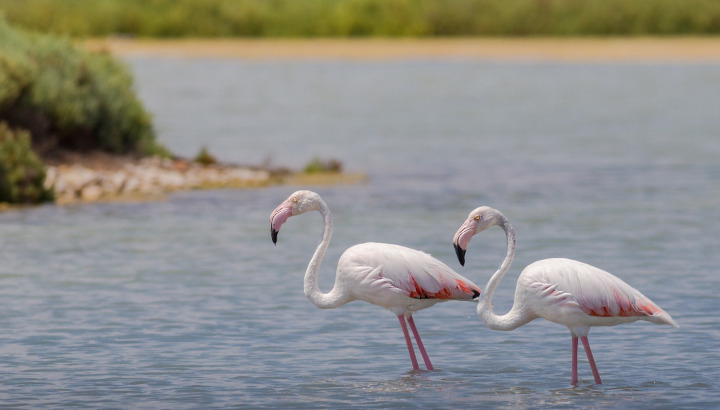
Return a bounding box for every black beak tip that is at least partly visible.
[271,229,278,245]
[454,243,466,266]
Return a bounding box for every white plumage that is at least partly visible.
[339,242,480,313]
[453,206,677,385]
[518,258,677,332]
[270,190,481,371]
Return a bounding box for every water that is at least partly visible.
[1,56,719,408]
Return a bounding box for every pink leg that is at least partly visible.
[398,315,419,370]
[407,316,434,370]
[571,337,579,385]
[580,336,602,384]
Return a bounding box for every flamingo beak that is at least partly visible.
[452,220,476,266]
[454,242,466,266]
[270,205,293,245]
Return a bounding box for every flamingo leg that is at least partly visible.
[580,336,602,385]
[571,337,579,385]
[397,315,419,370]
[407,316,434,370]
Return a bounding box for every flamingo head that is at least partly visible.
[270,190,323,244]
[452,206,502,266]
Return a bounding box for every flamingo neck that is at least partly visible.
[303,199,349,309]
[477,215,531,331]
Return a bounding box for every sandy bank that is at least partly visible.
[84,37,720,62]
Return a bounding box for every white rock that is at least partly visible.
[109,170,128,188]
[60,165,98,191]
[122,176,141,194]
[44,166,58,190]
[81,184,103,201]
[48,155,274,203]
[156,170,185,188]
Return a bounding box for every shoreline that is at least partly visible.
[45,156,270,204]
[43,155,366,205]
[84,37,720,62]
[39,36,712,206]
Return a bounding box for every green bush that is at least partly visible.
[1,0,720,37]
[303,157,343,174]
[0,18,167,156]
[0,122,53,204]
[193,146,217,165]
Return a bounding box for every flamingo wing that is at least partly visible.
[340,243,481,301]
[521,258,677,327]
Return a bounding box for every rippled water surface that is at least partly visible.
[1,57,719,408]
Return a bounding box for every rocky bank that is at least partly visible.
[45,156,272,204]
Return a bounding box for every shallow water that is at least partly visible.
[1,57,718,407]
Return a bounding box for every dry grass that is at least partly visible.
[278,172,368,187]
[84,37,720,62]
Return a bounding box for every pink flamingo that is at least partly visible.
[452,206,678,385]
[270,190,481,371]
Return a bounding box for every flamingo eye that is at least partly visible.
[474,215,481,221]
[292,197,298,203]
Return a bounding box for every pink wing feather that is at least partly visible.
[341,242,481,301]
[522,258,676,326]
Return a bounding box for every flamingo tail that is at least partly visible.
[652,310,679,328]
[639,300,679,328]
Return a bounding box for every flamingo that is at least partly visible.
[270,190,482,371]
[452,206,678,385]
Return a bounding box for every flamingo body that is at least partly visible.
[514,258,677,336]
[453,206,677,384]
[270,190,481,371]
[337,242,480,315]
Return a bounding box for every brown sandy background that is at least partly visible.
[84,37,720,62]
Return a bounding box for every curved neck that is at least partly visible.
[477,215,531,330]
[303,199,349,309]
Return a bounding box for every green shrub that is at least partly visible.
[0,17,167,157]
[0,122,53,204]
[1,0,720,37]
[193,146,217,165]
[303,157,343,174]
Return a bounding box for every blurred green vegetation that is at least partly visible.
[0,18,166,157]
[0,18,168,203]
[193,146,217,165]
[0,122,53,204]
[303,157,343,174]
[1,0,719,37]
